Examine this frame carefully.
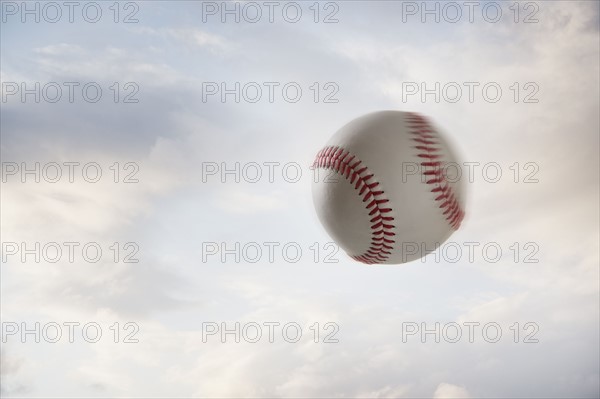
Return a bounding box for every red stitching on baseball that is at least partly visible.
[313,146,395,264]
[406,113,465,230]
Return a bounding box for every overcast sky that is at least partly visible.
[1,1,599,398]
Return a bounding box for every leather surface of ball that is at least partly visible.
[312,111,466,264]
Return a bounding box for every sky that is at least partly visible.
[1,1,599,397]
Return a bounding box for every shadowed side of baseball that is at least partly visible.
[312,110,466,265]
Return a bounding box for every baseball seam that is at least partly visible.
[313,146,396,264]
[406,113,465,230]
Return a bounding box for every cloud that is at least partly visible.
[358,385,411,398]
[130,26,232,53]
[214,188,287,214]
[33,43,84,56]
[0,348,30,396]
[31,44,182,85]
[434,383,471,399]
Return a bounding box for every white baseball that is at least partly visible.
[312,111,466,264]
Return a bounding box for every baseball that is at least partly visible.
[312,111,466,264]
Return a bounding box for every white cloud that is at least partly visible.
[214,188,287,214]
[33,43,84,55]
[434,383,471,399]
[358,385,412,398]
[129,26,232,53]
